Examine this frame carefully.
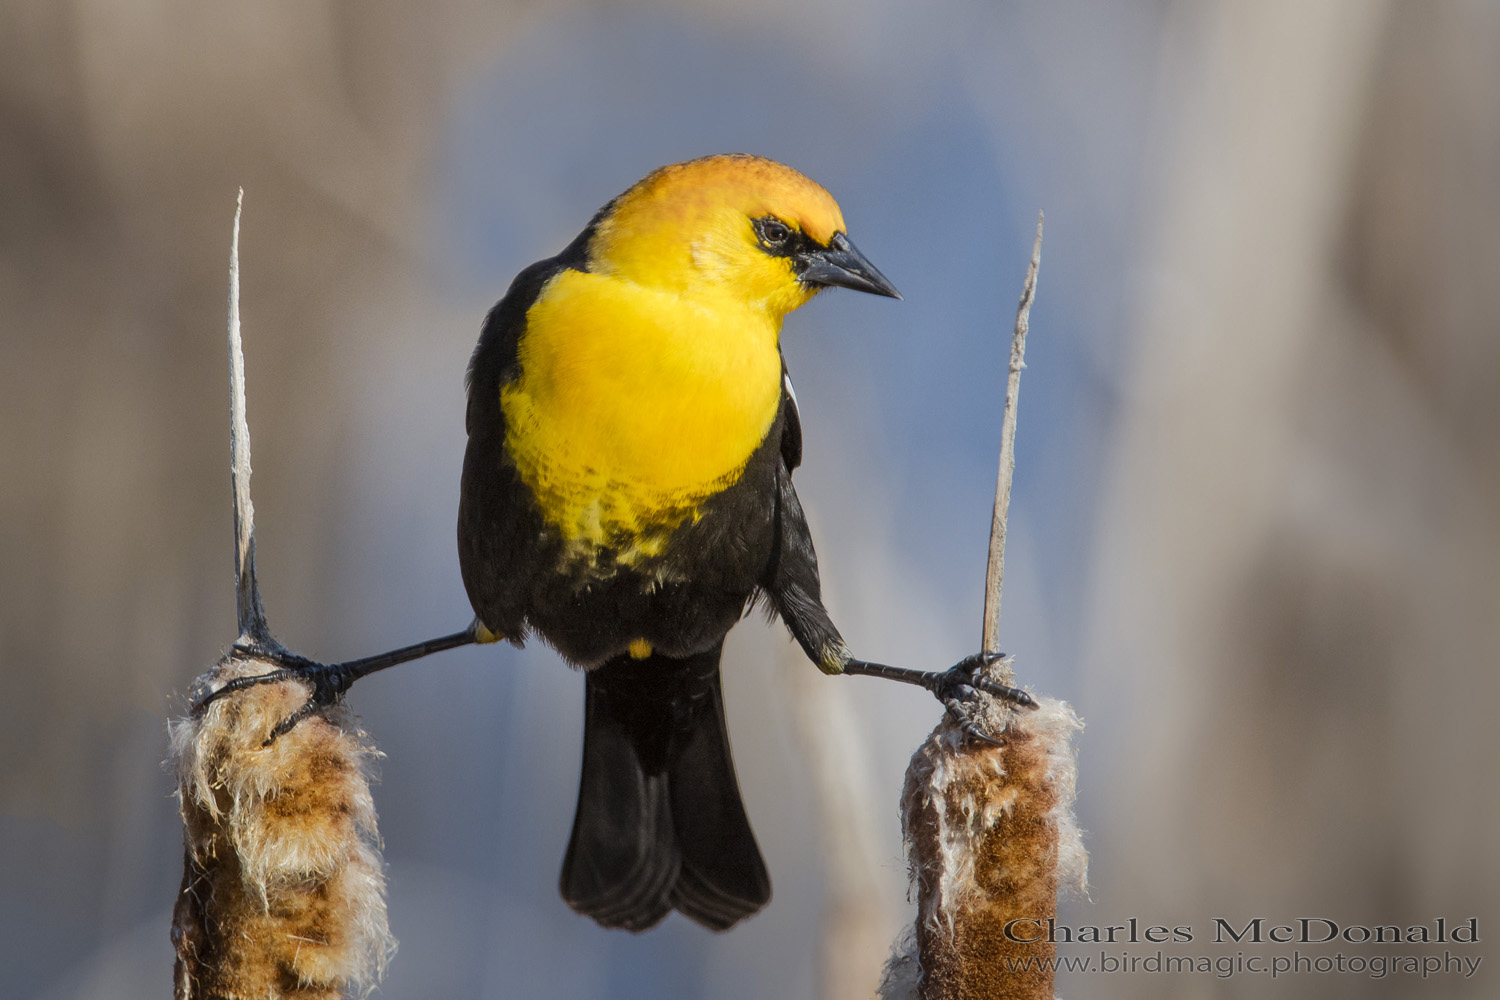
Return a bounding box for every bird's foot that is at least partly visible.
[923,652,1036,745]
[193,645,354,745]
[191,628,477,745]
[934,652,1036,707]
[840,651,1036,744]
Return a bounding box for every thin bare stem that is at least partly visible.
[228,189,270,646]
[880,213,1084,1000]
[980,213,1043,657]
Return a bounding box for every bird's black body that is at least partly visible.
[458,228,841,932]
[459,232,817,669]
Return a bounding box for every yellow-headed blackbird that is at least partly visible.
[457,155,1026,932]
[201,154,1032,934]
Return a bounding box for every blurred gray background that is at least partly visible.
[3,2,1497,998]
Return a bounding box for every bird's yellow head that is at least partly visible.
[585,154,900,318]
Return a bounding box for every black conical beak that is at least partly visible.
[797,232,902,299]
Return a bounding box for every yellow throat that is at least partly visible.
[498,155,848,565]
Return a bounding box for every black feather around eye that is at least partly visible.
[754,216,792,249]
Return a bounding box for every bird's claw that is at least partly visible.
[944,652,1037,709]
[193,646,349,745]
[942,696,1003,746]
[924,652,1037,744]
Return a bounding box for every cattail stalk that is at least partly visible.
[169,193,395,999]
[881,216,1087,1000]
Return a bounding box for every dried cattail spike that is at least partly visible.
[169,654,395,999]
[881,683,1085,1000]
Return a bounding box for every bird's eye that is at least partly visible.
[758,218,792,247]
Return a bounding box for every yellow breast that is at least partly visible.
[500,269,783,562]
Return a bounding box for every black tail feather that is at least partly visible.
[559,643,770,932]
[666,656,772,930]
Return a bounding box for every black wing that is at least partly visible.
[457,225,597,640]
[778,363,802,473]
[762,365,849,673]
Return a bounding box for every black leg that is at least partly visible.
[841,652,1036,741]
[194,628,478,741]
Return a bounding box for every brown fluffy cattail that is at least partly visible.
[170,655,395,999]
[880,682,1085,1000]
